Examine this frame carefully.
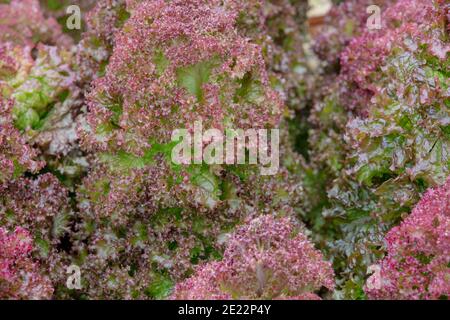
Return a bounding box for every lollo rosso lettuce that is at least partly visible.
[0,0,79,299]
[171,215,335,300]
[305,0,449,299]
[0,0,447,301]
[73,0,306,299]
[0,227,54,299]
[365,177,449,300]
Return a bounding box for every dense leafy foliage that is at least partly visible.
[0,227,53,299]
[0,0,448,300]
[365,177,449,299]
[305,0,449,298]
[171,215,335,300]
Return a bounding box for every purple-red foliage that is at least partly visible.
[0,0,71,48]
[313,0,395,66]
[0,173,71,239]
[339,0,449,114]
[76,0,129,86]
[0,227,53,299]
[171,215,335,300]
[81,0,282,154]
[365,177,450,300]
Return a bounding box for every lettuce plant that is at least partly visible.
[0,0,448,301]
[365,178,450,300]
[0,98,44,184]
[0,0,72,47]
[171,215,335,300]
[0,227,53,299]
[305,0,449,298]
[72,0,305,299]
